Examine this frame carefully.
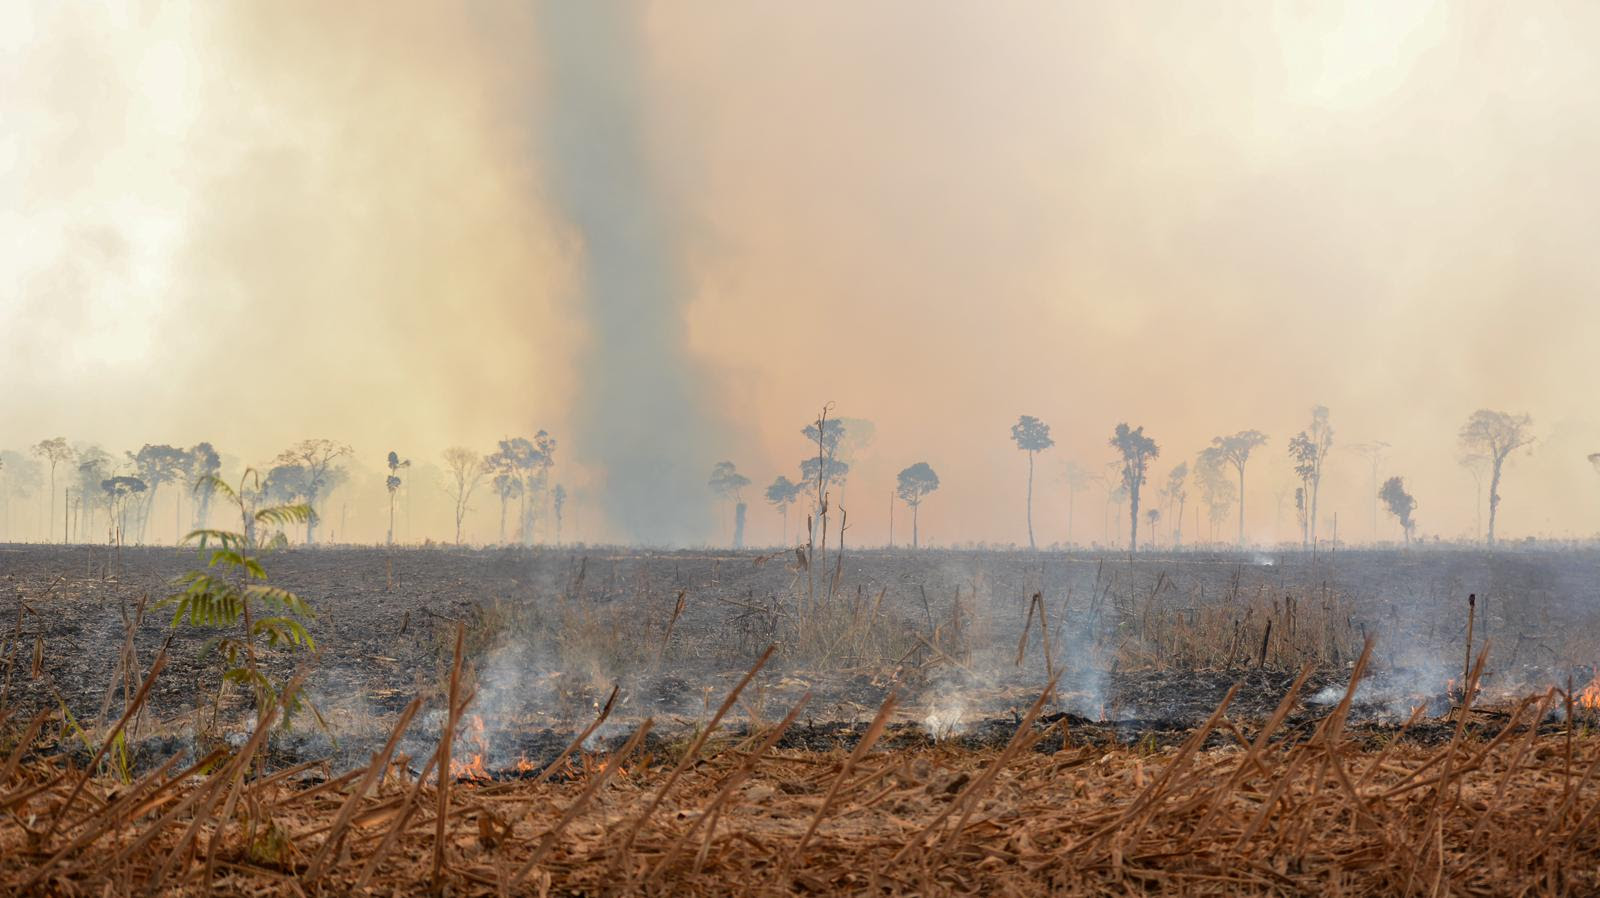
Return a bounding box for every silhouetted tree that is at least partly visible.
[1193,451,1235,544]
[895,462,940,549]
[800,415,850,540]
[74,446,112,541]
[1061,460,1093,547]
[765,475,802,545]
[832,418,876,504]
[483,442,522,545]
[553,484,567,545]
[31,437,72,544]
[525,431,557,544]
[129,444,187,543]
[1458,410,1534,546]
[0,451,42,541]
[1287,406,1333,547]
[186,442,221,532]
[1379,476,1418,546]
[1294,487,1308,543]
[1347,442,1389,544]
[1455,454,1486,541]
[385,450,410,545]
[1163,462,1189,547]
[708,461,751,547]
[1110,423,1159,552]
[1200,430,1268,546]
[101,475,146,550]
[484,435,553,545]
[442,447,486,546]
[273,439,351,544]
[1010,416,1054,550]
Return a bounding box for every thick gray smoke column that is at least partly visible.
[537,1,717,545]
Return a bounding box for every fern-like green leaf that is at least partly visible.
[255,503,312,527]
[253,616,313,649]
[244,585,316,618]
[194,473,238,505]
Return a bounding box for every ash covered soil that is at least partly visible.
[4,542,1599,773]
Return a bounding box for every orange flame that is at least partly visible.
[1579,674,1600,711]
[449,715,493,781]
[452,753,490,781]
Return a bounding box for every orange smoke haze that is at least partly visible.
[3,2,1599,546]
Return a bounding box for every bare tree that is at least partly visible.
[31,437,72,544]
[1110,423,1160,552]
[274,439,352,544]
[1193,451,1235,545]
[1061,460,1093,547]
[1379,476,1417,546]
[1010,415,1054,550]
[1458,410,1534,546]
[1287,406,1333,548]
[895,462,940,549]
[765,475,802,545]
[442,447,485,545]
[1347,441,1390,544]
[801,414,849,541]
[1200,430,1268,546]
[1163,462,1189,548]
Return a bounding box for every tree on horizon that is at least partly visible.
[1010,415,1054,550]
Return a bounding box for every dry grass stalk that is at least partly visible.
[433,621,466,891]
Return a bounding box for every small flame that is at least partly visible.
[449,715,493,781]
[452,753,490,781]
[1579,673,1600,710]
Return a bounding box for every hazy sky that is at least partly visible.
[3,2,1599,546]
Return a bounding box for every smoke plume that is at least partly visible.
[536,2,719,545]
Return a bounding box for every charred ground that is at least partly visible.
[5,543,1599,776]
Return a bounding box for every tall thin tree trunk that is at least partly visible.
[1236,464,1246,547]
[1309,466,1320,547]
[913,503,919,549]
[1487,457,1503,546]
[1025,451,1036,550]
[1129,484,1139,553]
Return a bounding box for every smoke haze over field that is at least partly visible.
[4,2,1600,545]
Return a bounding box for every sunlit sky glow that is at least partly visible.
[3,2,1598,546]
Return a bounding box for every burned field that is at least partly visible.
[6,543,1600,894]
